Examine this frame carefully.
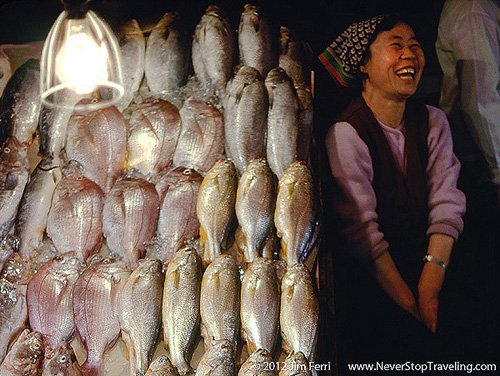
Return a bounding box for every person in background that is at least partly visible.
[436,0,500,205]
[319,14,466,361]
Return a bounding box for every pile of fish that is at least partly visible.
[0,3,321,376]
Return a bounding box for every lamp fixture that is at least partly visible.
[40,0,124,112]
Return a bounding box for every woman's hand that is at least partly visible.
[418,233,454,332]
[374,251,421,320]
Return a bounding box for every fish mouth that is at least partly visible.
[395,66,417,80]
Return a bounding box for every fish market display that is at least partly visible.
[46,169,104,262]
[238,348,275,376]
[280,264,319,361]
[278,27,309,89]
[0,329,44,376]
[116,20,146,112]
[275,162,317,266]
[224,66,268,175]
[0,4,321,374]
[241,257,280,355]
[145,355,179,376]
[73,258,130,376]
[172,97,225,176]
[145,13,190,98]
[278,351,314,376]
[27,253,81,350]
[238,4,277,76]
[127,98,181,177]
[65,105,127,193]
[0,252,31,364]
[118,259,164,376]
[192,5,235,97]
[103,176,159,268]
[155,167,202,263]
[235,159,275,263]
[0,58,40,146]
[42,342,82,376]
[0,48,12,97]
[195,339,236,376]
[0,137,29,241]
[265,68,300,178]
[196,159,237,266]
[16,158,61,256]
[162,247,202,375]
[200,254,240,348]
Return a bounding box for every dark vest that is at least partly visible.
[338,97,430,286]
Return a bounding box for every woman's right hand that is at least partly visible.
[373,251,421,321]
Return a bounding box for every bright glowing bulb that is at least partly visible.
[55,31,109,95]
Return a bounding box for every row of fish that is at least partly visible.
[0,245,319,375]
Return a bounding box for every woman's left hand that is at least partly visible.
[418,233,454,333]
[418,263,445,333]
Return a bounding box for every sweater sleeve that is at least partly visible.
[326,121,389,260]
[425,106,467,239]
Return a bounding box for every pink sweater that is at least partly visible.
[326,105,466,259]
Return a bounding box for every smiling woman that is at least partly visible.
[320,14,466,365]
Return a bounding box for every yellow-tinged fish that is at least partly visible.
[162,247,202,375]
[240,257,280,355]
[196,159,237,267]
[238,348,276,376]
[195,339,236,376]
[280,264,319,361]
[145,355,179,376]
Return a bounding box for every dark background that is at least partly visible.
[1,0,498,372]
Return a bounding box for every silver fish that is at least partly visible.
[195,339,236,376]
[0,137,29,241]
[278,352,315,376]
[274,161,317,266]
[162,247,202,375]
[238,4,277,76]
[65,105,127,193]
[0,59,40,146]
[27,253,81,350]
[145,355,179,376]
[0,234,17,271]
[192,5,236,97]
[46,171,104,262]
[295,86,313,162]
[0,252,31,364]
[155,167,202,263]
[240,257,280,354]
[116,20,146,112]
[0,48,12,97]
[15,158,61,257]
[103,176,159,268]
[235,159,275,263]
[145,13,190,98]
[73,257,130,376]
[38,90,79,160]
[238,349,275,376]
[280,264,319,360]
[278,27,309,89]
[196,160,237,267]
[172,97,225,176]
[42,342,82,376]
[265,68,300,178]
[127,98,181,177]
[200,254,240,348]
[224,66,268,175]
[0,329,44,376]
[118,259,164,376]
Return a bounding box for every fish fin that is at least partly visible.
[4,173,18,190]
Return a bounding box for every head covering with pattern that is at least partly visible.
[319,15,386,88]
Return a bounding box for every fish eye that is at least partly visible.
[58,355,68,364]
[103,258,111,264]
[32,342,41,350]
[55,255,64,262]
[182,169,191,175]
[3,147,10,153]
[159,356,168,363]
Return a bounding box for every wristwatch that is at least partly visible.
[423,254,447,271]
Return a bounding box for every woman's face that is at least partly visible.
[360,22,425,100]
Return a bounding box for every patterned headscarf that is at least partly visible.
[319,15,386,88]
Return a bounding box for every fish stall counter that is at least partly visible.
[0,3,328,376]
